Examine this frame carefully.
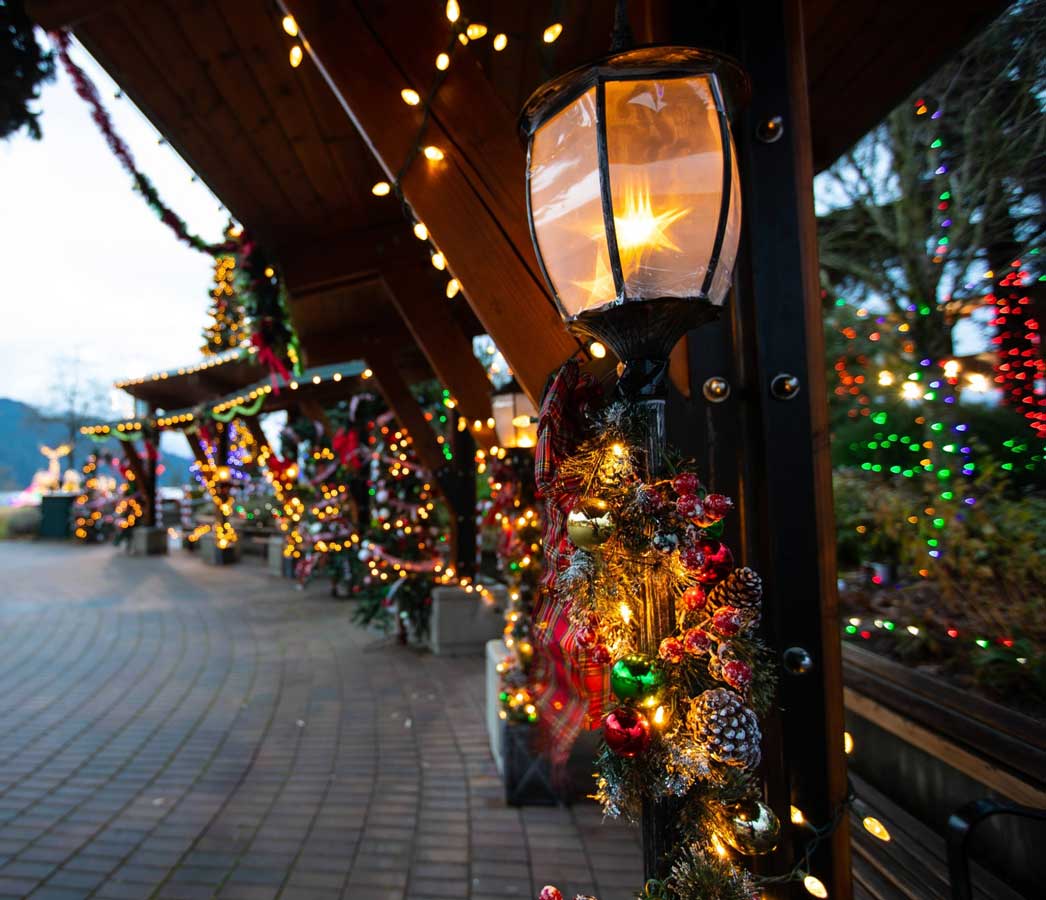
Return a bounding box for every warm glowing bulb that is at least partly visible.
[543,23,563,42]
[281,14,298,36]
[371,181,391,196]
[466,23,487,38]
[790,806,805,826]
[967,372,988,392]
[710,834,728,858]
[653,705,669,727]
[413,222,428,240]
[843,732,854,754]
[943,359,960,379]
[362,368,373,380]
[436,52,450,70]
[446,278,460,298]
[589,341,606,359]
[862,817,890,841]
[619,603,632,625]
[878,370,894,386]
[803,875,828,898]
[289,44,303,67]
[445,0,460,23]
[431,252,446,270]
[424,145,445,161]
[400,88,421,106]
[493,33,507,51]
[901,381,923,401]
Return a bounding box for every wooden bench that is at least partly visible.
[850,774,1023,900]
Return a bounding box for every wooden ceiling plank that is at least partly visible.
[164,1,320,225]
[380,265,495,434]
[280,224,418,296]
[25,0,119,30]
[215,0,359,223]
[75,13,267,225]
[281,0,579,404]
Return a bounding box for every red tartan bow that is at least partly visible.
[266,454,295,480]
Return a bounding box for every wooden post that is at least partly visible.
[673,1,852,895]
[121,439,155,528]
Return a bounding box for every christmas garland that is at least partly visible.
[537,392,779,900]
[50,30,233,256]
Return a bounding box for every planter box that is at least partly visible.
[199,532,239,566]
[503,721,558,806]
[130,525,168,556]
[428,584,506,656]
[267,536,286,575]
[486,639,511,773]
[39,493,76,539]
[843,643,1046,896]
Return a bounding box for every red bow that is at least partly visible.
[332,428,360,469]
[267,454,296,480]
[251,333,290,393]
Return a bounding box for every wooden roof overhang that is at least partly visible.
[116,350,270,410]
[30,0,1007,406]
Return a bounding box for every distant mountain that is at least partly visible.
[0,397,193,491]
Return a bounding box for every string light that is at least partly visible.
[446,278,460,298]
[803,874,828,898]
[281,14,298,36]
[371,181,391,196]
[413,222,428,240]
[493,33,507,51]
[589,341,607,359]
[423,145,445,161]
[445,0,460,23]
[465,23,487,39]
[401,88,421,106]
[543,23,563,43]
[436,52,450,71]
[862,817,890,841]
[289,44,303,67]
[431,251,446,270]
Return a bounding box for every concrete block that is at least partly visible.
[130,525,168,556]
[485,638,511,774]
[267,536,286,575]
[199,532,239,566]
[429,584,506,656]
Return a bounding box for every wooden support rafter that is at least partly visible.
[379,266,495,448]
[280,0,580,404]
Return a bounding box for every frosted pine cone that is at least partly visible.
[709,567,763,610]
[689,688,761,769]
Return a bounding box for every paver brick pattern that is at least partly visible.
[0,544,640,900]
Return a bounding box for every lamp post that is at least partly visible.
[521,44,749,881]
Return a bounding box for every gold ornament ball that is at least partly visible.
[566,497,616,549]
[717,799,780,855]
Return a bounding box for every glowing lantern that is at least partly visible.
[520,47,747,364]
[492,382,538,449]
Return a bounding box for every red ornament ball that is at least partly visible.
[679,544,706,572]
[713,605,744,637]
[539,888,564,900]
[575,625,599,649]
[590,644,612,665]
[676,493,704,519]
[684,627,712,655]
[672,472,700,496]
[693,540,734,583]
[603,706,652,758]
[723,659,753,690]
[658,636,685,664]
[682,585,707,612]
[703,493,734,520]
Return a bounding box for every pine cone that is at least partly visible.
[689,688,761,769]
[709,567,762,609]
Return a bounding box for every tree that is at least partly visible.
[32,358,111,471]
[0,0,55,141]
[818,0,1045,364]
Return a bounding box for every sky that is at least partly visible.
[0,38,230,420]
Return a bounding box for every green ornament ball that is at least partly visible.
[610,655,664,701]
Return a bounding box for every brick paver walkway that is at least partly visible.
[0,543,640,900]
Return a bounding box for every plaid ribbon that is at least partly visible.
[532,360,607,766]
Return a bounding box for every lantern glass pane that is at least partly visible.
[604,76,738,303]
[529,87,613,319]
[493,392,537,449]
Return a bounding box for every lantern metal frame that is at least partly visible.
[520,46,750,363]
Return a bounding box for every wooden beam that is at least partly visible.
[280,0,580,403]
[380,265,495,442]
[281,224,418,296]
